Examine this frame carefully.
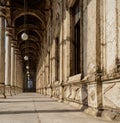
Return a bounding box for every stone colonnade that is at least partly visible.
[0,5,23,97]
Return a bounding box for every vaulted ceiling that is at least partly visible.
[10,0,51,72]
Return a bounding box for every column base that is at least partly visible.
[0,83,6,98]
[84,107,100,117]
[15,86,18,94]
[5,85,12,96]
[11,86,16,95]
[15,86,22,94]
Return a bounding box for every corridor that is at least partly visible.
[0,0,120,121]
[0,93,118,123]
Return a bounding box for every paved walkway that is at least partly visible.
[0,93,118,123]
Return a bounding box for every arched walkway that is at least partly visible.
[0,0,120,122]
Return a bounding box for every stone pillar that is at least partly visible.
[49,45,53,97]
[42,63,45,95]
[14,52,17,94]
[16,55,23,94]
[45,55,48,95]
[10,42,15,95]
[63,7,71,82]
[87,0,103,115]
[66,9,70,80]
[5,27,12,96]
[39,65,42,94]
[46,54,49,86]
[0,6,6,98]
[51,39,56,83]
[116,0,120,70]
[59,20,63,102]
[48,51,51,96]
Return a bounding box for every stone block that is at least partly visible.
[5,85,11,96]
[88,84,98,108]
[103,81,120,109]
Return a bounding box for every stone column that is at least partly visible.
[10,42,15,95]
[42,63,45,95]
[49,45,53,97]
[66,9,70,80]
[14,52,17,94]
[86,0,103,115]
[116,0,120,70]
[45,55,48,95]
[5,27,12,96]
[63,8,70,82]
[48,51,51,96]
[51,39,56,83]
[0,6,6,98]
[46,54,49,86]
[59,20,63,102]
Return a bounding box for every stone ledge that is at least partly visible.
[63,74,81,86]
[102,72,120,81]
[102,78,120,84]
[68,74,81,82]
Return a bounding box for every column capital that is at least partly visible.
[6,26,13,37]
[0,6,6,17]
[11,39,17,47]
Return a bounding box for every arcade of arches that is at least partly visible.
[0,0,120,120]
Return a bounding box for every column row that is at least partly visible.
[0,6,23,97]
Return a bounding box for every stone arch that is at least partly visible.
[12,9,46,29]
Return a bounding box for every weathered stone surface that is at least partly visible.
[103,81,120,109]
[101,110,117,121]
[1,0,120,121]
[105,0,117,73]
[88,84,98,108]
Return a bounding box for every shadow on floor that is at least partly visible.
[0,100,57,103]
[0,109,81,115]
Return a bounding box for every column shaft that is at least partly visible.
[0,7,6,98]
[5,27,12,96]
[5,28,12,85]
[11,46,15,86]
[11,45,15,95]
[0,14,5,84]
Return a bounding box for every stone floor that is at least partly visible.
[0,93,118,123]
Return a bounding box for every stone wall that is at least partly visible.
[36,0,120,120]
